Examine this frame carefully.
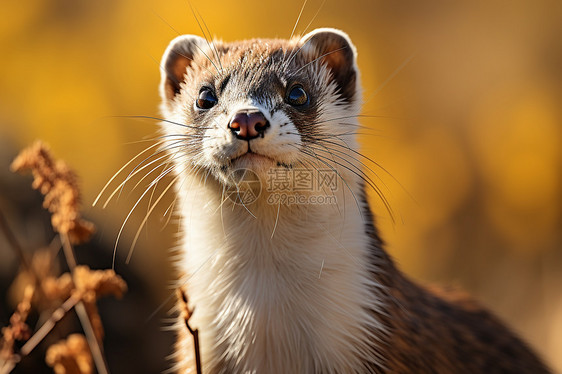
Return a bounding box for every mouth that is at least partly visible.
[231,151,277,165]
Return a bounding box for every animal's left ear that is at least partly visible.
[299,28,359,102]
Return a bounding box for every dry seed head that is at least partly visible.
[43,273,74,301]
[71,266,127,342]
[45,334,93,374]
[10,141,95,244]
[72,266,127,301]
[0,285,35,361]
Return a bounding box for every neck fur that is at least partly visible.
[174,174,389,373]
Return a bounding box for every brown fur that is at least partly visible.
[371,268,550,373]
[362,193,550,373]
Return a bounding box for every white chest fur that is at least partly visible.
[174,176,385,374]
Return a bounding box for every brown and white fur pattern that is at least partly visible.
[157,29,550,373]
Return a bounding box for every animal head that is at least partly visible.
[159,28,363,197]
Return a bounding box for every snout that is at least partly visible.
[228,110,270,140]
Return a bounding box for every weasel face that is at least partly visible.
[159,29,361,187]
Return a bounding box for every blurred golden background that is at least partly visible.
[1,0,561,372]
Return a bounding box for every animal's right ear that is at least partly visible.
[160,35,207,104]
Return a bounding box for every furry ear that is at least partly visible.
[159,35,207,104]
[299,28,358,102]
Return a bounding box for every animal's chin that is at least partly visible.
[206,151,277,186]
[231,151,277,169]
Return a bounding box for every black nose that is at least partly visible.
[228,110,269,140]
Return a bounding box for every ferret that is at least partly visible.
[157,28,550,373]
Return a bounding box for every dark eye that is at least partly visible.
[286,85,309,106]
[196,88,218,110]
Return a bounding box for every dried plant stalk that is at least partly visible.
[10,141,95,244]
[39,266,127,344]
[72,266,127,342]
[3,141,129,374]
[20,294,80,358]
[0,211,31,270]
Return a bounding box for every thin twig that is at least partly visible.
[60,233,110,374]
[60,233,77,270]
[0,210,31,270]
[20,295,80,356]
[0,295,79,374]
[48,235,62,260]
[0,357,16,374]
[186,325,201,374]
[0,209,49,305]
[177,289,202,374]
